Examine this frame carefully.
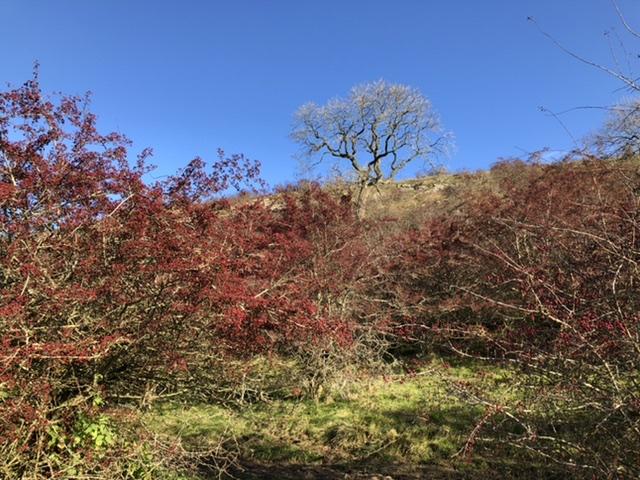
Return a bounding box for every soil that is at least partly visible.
[223,461,463,480]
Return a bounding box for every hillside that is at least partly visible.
[2,71,638,480]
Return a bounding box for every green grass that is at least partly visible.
[144,358,517,473]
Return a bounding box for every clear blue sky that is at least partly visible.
[2,1,639,185]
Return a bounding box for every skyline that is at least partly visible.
[2,1,639,185]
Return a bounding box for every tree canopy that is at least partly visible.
[291,80,451,188]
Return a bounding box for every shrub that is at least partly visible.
[0,74,369,477]
[385,158,640,477]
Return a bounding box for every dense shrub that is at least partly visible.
[385,158,640,477]
[4,74,638,478]
[0,76,368,477]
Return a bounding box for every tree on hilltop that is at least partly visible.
[291,80,451,207]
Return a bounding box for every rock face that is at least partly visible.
[245,172,480,222]
[355,175,469,222]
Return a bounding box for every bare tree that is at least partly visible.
[531,1,640,156]
[291,80,451,202]
[531,0,640,93]
[594,98,640,155]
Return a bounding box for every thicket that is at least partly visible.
[1,76,639,478]
[380,158,640,477]
[0,76,372,477]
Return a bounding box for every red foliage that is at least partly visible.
[6,72,636,476]
[383,158,640,475]
[0,74,365,473]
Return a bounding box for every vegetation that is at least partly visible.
[146,358,547,479]
[1,73,640,479]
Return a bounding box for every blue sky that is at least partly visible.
[2,1,639,185]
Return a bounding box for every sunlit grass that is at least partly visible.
[145,358,516,469]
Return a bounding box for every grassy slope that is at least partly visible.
[144,359,560,479]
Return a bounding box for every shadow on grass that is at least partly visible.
[213,457,566,480]
[149,361,573,479]
[192,402,567,480]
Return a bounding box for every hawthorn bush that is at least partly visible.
[0,76,371,477]
[6,73,638,479]
[385,158,640,477]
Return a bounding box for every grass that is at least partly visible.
[143,357,527,478]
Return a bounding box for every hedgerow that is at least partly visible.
[0,74,367,477]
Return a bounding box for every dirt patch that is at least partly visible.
[224,461,463,480]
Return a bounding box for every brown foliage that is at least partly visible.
[383,157,640,477]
